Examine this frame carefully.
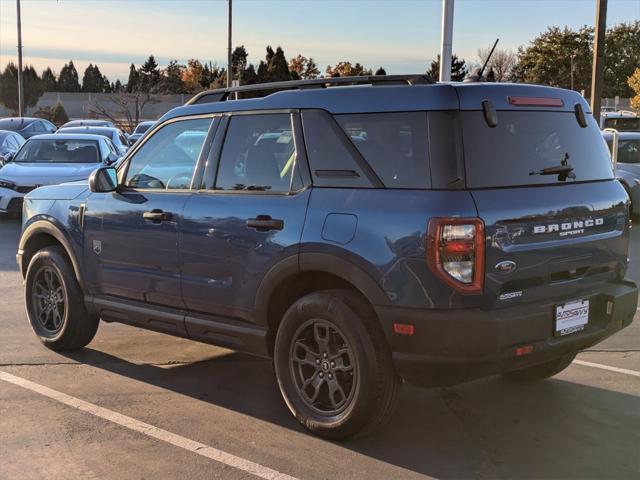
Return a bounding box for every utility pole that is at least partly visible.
[439,0,454,82]
[16,0,24,117]
[227,0,232,89]
[590,0,607,124]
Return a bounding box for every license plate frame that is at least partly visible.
[555,299,589,337]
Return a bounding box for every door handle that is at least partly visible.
[143,209,173,223]
[247,215,284,231]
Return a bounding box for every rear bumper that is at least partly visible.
[376,280,638,387]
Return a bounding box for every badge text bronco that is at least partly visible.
[533,218,604,237]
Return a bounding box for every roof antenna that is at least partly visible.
[465,38,499,82]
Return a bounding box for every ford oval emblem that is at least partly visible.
[495,260,517,274]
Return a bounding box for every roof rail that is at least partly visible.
[186,74,435,105]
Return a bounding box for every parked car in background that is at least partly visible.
[603,130,640,217]
[0,130,26,165]
[60,119,116,129]
[0,134,119,216]
[0,117,56,139]
[56,126,129,156]
[128,120,155,146]
[600,111,640,132]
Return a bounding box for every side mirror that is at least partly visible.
[89,166,118,193]
[106,153,120,165]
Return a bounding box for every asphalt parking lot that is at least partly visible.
[0,218,638,480]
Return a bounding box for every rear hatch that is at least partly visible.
[457,87,631,308]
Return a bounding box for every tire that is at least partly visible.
[273,289,400,439]
[502,351,577,382]
[25,246,99,351]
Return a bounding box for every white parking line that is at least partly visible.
[573,360,640,378]
[0,370,299,480]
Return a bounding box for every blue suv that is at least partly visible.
[17,76,638,438]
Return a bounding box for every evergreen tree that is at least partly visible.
[375,67,387,75]
[126,64,140,92]
[139,55,160,92]
[243,64,258,85]
[231,46,248,83]
[268,46,290,82]
[303,58,320,79]
[51,101,69,125]
[427,54,468,81]
[486,67,496,82]
[158,60,184,94]
[114,79,123,92]
[41,67,57,91]
[58,60,81,92]
[257,60,269,83]
[0,63,43,114]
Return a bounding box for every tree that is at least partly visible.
[604,21,640,98]
[158,60,185,94]
[89,91,159,133]
[257,60,269,83]
[326,61,373,77]
[182,59,205,93]
[139,55,160,92]
[58,60,81,92]
[268,46,291,82]
[82,64,107,92]
[375,67,387,75]
[510,26,593,93]
[486,67,496,82]
[126,64,140,93]
[629,67,640,111]
[51,101,69,125]
[0,63,43,114]
[231,46,248,83]
[289,55,320,80]
[477,47,516,82]
[113,79,124,92]
[304,57,320,79]
[427,54,468,81]
[41,67,57,91]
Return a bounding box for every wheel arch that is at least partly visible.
[256,253,390,354]
[18,220,84,288]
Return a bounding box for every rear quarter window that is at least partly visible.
[462,111,614,188]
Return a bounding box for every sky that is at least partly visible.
[0,0,638,83]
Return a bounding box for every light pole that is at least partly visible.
[16,0,24,117]
[439,0,454,82]
[227,0,232,89]
[590,0,607,123]
[570,54,576,91]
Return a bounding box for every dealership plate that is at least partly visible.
[555,299,589,336]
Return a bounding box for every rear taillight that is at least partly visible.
[427,218,485,294]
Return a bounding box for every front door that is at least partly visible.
[180,112,309,324]
[83,116,214,317]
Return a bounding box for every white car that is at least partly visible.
[603,130,640,218]
[0,133,119,215]
[600,110,640,132]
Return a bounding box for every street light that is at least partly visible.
[227,0,232,89]
[16,0,24,117]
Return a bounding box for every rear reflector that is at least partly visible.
[516,345,534,356]
[508,96,564,107]
[393,323,415,335]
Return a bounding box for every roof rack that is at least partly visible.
[186,74,435,105]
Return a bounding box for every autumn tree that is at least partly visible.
[182,59,205,93]
[629,67,640,111]
[326,61,373,77]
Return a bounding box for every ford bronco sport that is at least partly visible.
[17,76,638,439]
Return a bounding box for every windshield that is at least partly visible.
[13,139,100,163]
[603,117,640,132]
[135,123,153,134]
[462,111,614,188]
[616,139,640,164]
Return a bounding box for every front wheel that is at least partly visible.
[502,352,578,381]
[25,246,99,351]
[273,290,400,439]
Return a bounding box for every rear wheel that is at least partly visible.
[273,290,400,439]
[25,246,99,351]
[502,352,577,381]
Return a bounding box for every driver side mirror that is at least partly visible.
[106,153,120,165]
[89,166,118,193]
[0,152,14,166]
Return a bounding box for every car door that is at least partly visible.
[83,115,215,329]
[180,112,310,328]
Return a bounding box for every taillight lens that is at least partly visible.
[427,218,485,294]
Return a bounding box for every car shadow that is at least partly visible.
[60,347,640,480]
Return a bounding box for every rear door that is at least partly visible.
[459,105,630,310]
[180,112,309,327]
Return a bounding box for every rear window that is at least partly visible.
[603,117,640,132]
[335,112,429,189]
[13,139,100,163]
[135,123,153,134]
[462,111,614,188]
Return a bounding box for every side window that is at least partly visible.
[118,132,128,145]
[14,134,25,147]
[334,112,429,189]
[124,117,211,190]
[215,114,297,192]
[34,122,46,132]
[301,110,373,188]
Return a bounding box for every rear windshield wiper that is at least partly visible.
[529,153,575,180]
